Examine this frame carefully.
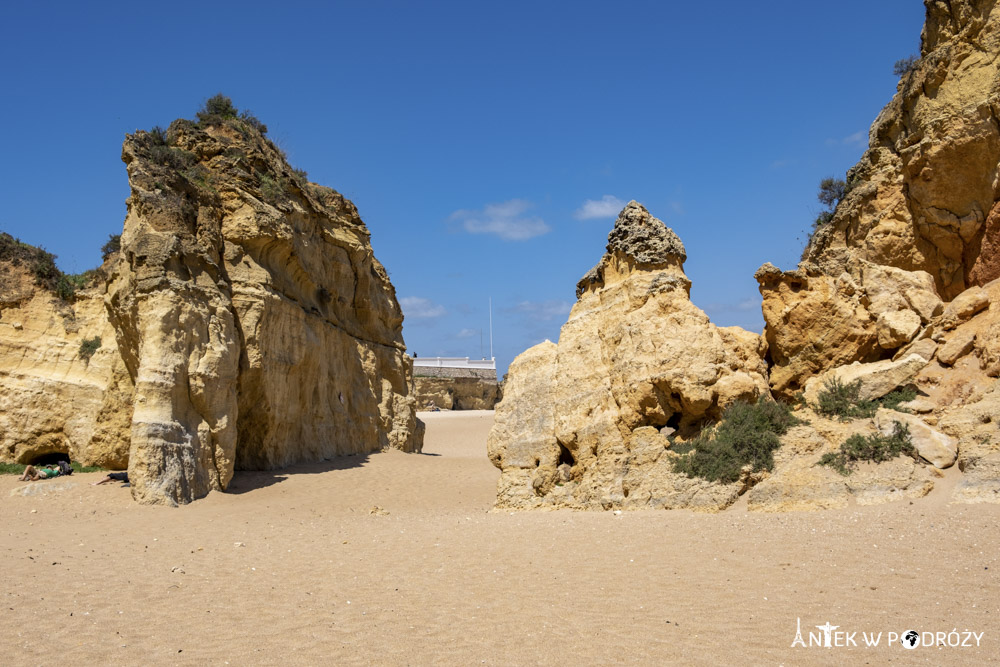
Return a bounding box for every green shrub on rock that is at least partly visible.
[816,377,877,420]
[78,336,101,362]
[672,397,802,484]
[818,421,915,475]
[816,378,917,420]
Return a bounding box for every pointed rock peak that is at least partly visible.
[576,201,688,299]
[606,201,686,267]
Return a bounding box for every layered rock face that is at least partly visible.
[104,119,421,504]
[1,112,422,506]
[760,0,1000,396]
[490,2,1000,512]
[0,256,132,469]
[413,377,500,410]
[488,202,770,510]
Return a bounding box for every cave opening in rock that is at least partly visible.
[558,442,575,467]
[666,412,682,430]
[27,452,71,466]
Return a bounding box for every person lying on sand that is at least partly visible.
[92,472,129,486]
[18,464,62,481]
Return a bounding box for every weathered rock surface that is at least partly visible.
[0,256,132,468]
[933,383,1000,503]
[103,118,421,505]
[1,110,421,505]
[939,285,990,330]
[937,328,977,365]
[874,408,958,469]
[758,0,1000,395]
[488,202,769,511]
[746,410,936,512]
[414,376,500,410]
[802,354,928,406]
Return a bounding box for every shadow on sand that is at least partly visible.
[227,449,440,495]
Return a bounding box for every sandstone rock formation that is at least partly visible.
[488,202,770,510]
[0,248,132,469]
[413,376,500,410]
[759,0,1000,396]
[1,105,422,505]
[746,411,937,512]
[874,408,957,469]
[491,1,1000,512]
[801,354,927,406]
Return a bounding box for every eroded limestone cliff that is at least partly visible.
[488,202,770,510]
[491,0,1000,512]
[1,107,422,505]
[0,246,132,469]
[761,0,1000,396]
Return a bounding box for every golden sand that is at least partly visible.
[1,410,997,665]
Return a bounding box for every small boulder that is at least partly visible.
[874,408,957,469]
[876,310,922,349]
[937,329,976,366]
[803,354,928,405]
[893,337,938,362]
[939,286,989,330]
[898,398,935,414]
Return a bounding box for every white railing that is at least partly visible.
[412,356,496,370]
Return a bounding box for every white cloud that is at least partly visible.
[770,158,796,170]
[844,130,866,145]
[574,195,626,220]
[510,300,573,320]
[456,328,478,339]
[826,130,867,147]
[703,298,760,314]
[450,199,550,241]
[400,296,446,319]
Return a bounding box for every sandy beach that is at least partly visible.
[1,410,997,665]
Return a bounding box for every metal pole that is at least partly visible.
[489,297,493,360]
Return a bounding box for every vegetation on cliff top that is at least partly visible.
[140,94,326,209]
[672,397,803,484]
[0,232,103,301]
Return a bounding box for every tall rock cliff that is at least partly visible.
[1,103,422,505]
[760,0,1000,396]
[488,202,770,510]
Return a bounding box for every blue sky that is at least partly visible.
[0,1,926,375]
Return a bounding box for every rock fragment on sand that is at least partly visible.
[875,408,957,469]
